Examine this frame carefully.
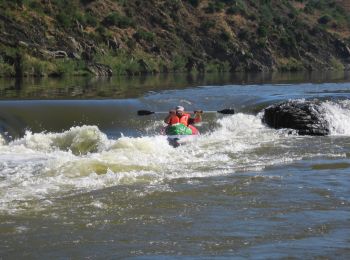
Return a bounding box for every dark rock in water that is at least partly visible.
[262,100,330,136]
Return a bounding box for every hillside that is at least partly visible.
[0,0,350,77]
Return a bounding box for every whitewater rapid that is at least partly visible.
[1,100,350,214]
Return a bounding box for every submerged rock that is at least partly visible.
[262,100,330,136]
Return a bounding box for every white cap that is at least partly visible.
[175,106,184,111]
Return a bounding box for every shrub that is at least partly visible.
[187,0,199,7]
[22,55,58,77]
[172,55,187,72]
[54,59,87,76]
[80,0,95,4]
[134,30,155,42]
[28,1,42,11]
[330,57,344,70]
[238,29,249,40]
[318,15,331,25]
[273,16,282,25]
[96,25,106,35]
[205,2,225,13]
[220,30,231,41]
[257,24,268,38]
[226,0,246,15]
[304,0,335,13]
[260,3,273,23]
[256,38,267,48]
[226,6,238,15]
[85,13,98,27]
[0,62,15,77]
[14,0,23,6]
[200,20,216,32]
[217,0,236,4]
[56,13,72,27]
[75,12,98,27]
[102,12,134,28]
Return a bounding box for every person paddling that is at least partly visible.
[164,106,202,135]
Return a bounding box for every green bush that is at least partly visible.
[14,0,23,6]
[220,30,231,41]
[28,1,42,11]
[134,30,155,42]
[330,57,344,70]
[85,13,98,27]
[80,0,95,4]
[200,20,216,32]
[75,12,98,27]
[205,2,225,13]
[95,50,155,75]
[318,15,332,25]
[225,0,246,15]
[279,58,304,71]
[0,62,15,77]
[257,24,268,38]
[172,55,187,72]
[218,0,236,4]
[260,3,273,23]
[102,12,134,28]
[226,6,239,15]
[22,55,56,76]
[56,12,72,27]
[238,29,249,40]
[54,59,87,76]
[304,0,339,13]
[187,0,199,7]
[256,38,267,48]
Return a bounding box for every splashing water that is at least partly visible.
[322,100,350,135]
[1,100,350,214]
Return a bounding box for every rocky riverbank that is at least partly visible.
[0,0,350,77]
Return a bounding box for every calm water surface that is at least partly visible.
[0,72,350,259]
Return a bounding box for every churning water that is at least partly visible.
[0,74,350,259]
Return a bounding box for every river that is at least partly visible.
[0,72,350,259]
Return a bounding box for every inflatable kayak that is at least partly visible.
[163,123,199,147]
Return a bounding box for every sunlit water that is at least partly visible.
[0,73,350,259]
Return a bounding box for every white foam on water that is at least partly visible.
[0,114,319,214]
[10,125,110,154]
[0,134,5,145]
[322,100,350,135]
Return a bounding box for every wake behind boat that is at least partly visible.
[166,134,199,148]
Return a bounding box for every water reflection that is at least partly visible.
[0,71,350,100]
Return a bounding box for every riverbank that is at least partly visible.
[1,0,350,77]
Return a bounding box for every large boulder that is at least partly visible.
[262,100,330,136]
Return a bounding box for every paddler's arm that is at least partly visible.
[189,110,203,124]
[164,109,176,124]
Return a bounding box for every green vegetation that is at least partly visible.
[134,30,155,42]
[205,2,225,13]
[0,0,349,77]
[0,60,15,77]
[330,57,345,70]
[80,0,95,4]
[279,58,304,71]
[200,20,216,32]
[102,12,134,28]
[187,0,199,8]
